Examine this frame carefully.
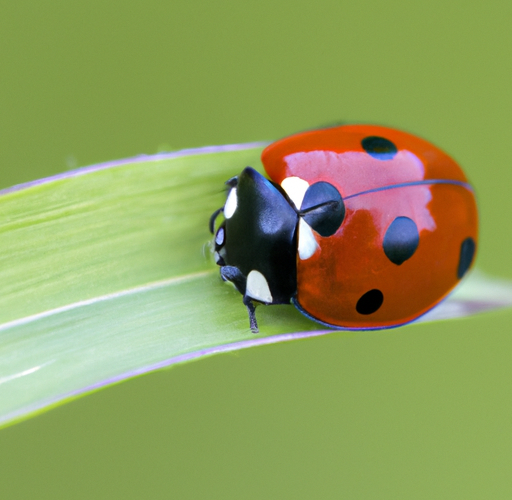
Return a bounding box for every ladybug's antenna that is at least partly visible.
[209,207,224,233]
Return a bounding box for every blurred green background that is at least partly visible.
[1,0,511,498]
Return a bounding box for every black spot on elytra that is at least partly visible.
[356,289,384,315]
[457,237,476,279]
[361,136,397,160]
[383,216,419,265]
[300,182,345,236]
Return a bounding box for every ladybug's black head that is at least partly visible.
[211,167,298,309]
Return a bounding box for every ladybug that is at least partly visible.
[209,125,478,333]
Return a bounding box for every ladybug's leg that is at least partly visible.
[220,265,259,333]
[220,265,246,291]
[243,296,259,334]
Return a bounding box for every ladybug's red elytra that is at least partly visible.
[210,125,478,333]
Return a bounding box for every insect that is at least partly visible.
[209,125,478,333]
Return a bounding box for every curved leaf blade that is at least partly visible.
[0,143,510,427]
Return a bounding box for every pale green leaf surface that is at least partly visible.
[0,143,511,428]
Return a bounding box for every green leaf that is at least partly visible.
[0,143,510,428]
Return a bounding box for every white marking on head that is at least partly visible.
[281,176,309,209]
[215,227,225,246]
[214,251,221,264]
[298,218,319,260]
[224,188,237,219]
[246,270,273,303]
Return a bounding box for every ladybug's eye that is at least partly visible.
[299,182,345,237]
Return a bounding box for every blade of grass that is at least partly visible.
[0,142,510,428]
